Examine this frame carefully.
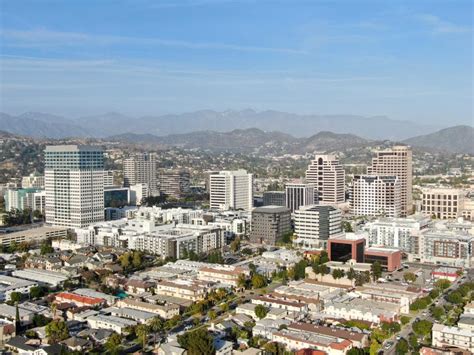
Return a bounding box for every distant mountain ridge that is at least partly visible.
[0,109,443,140]
[403,125,474,154]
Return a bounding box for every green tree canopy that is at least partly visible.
[45,320,70,342]
[254,304,268,319]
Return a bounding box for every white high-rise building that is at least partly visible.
[209,170,253,211]
[123,153,158,196]
[293,205,343,250]
[285,182,315,213]
[368,146,412,216]
[306,154,345,204]
[351,175,401,218]
[45,145,104,228]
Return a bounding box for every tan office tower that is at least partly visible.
[306,154,345,204]
[368,146,413,216]
[123,153,158,196]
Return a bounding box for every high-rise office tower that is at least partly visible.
[368,146,412,216]
[293,205,342,250]
[262,191,286,207]
[158,169,191,199]
[209,170,253,211]
[306,154,345,204]
[285,182,316,213]
[45,145,104,228]
[123,153,158,196]
[351,175,401,218]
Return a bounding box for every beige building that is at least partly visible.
[421,187,468,220]
[0,226,68,248]
[306,154,345,204]
[432,323,474,352]
[155,279,209,301]
[351,175,401,217]
[198,266,249,288]
[117,298,179,319]
[368,146,413,216]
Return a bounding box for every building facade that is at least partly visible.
[293,205,342,250]
[209,170,253,211]
[305,154,345,204]
[250,206,292,245]
[421,187,466,220]
[285,183,316,213]
[123,153,158,195]
[158,169,191,199]
[262,191,286,207]
[45,145,104,228]
[367,146,413,216]
[351,175,401,218]
[21,173,45,189]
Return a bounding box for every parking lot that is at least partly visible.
[382,262,435,289]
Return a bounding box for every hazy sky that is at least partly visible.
[0,0,472,125]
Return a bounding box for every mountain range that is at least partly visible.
[1,109,443,140]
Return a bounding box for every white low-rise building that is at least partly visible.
[0,275,38,302]
[432,323,474,352]
[87,314,137,334]
[12,268,70,287]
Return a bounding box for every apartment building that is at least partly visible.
[293,205,342,250]
[285,182,316,213]
[55,292,106,308]
[117,298,179,319]
[421,187,466,219]
[158,169,191,199]
[271,323,369,354]
[432,324,474,352]
[250,206,292,245]
[87,314,137,334]
[0,226,67,248]
[198,265,249,288]
[45,145,105,228]
[123,153,158,195]
[367,145,413,216]
[351,175,401,217]
[364,215,431,255]
[323,298,399,324]
[0,276,38,302]
[155,279,210,301]
[420,231,474,267]
[209,170,253,211]
[306,154,345,204]
[4,188,44,212]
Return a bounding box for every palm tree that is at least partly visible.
[135,324,149,352]
[150,317,163,348]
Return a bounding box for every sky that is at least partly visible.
[0,0,472,125]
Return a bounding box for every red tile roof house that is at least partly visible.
[55,292,106,308]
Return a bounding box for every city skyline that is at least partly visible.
[1,0,472,126]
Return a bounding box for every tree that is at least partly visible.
[219,302,229,313]
[209,310,217,320]
[263,341,286,354]
[45,320,69,342]
[251,273,267,289]
[255,304,268,319]
[429,288,440,299]
[105,332,123,355]
[135,324,149,350]
[346,268,357,280]
[381,321,401,335]
[347,348,365,355]
[237,273,247,289]
[403,272,417,283]
[332,269,345,280]
[400,316,411,325]
[408,333,419,350]
[40,240,54,255]
[132,251,142,269]
[395,338,409,355]
[371,261,382,281]
[150,316,163,347]
[342,221,353,232]
[10,292,22,303]
[29,286,44,299]
[412,319,432,337]
[435,279,451,290]
[119,252,131,269]
[431,306,444,320]
[292,260,308,280]
[230,238,240,253]
[178,328,216,355]
[446,291,463,304]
